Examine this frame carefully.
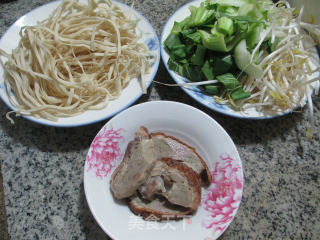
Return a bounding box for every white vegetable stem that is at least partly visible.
[239,0,319,122]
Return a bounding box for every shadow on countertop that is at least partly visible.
[78,182,111,240]
[0,109,104,153]
[0,0,17,4]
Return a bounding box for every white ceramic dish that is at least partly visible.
[288,0,320,24]
[0,0,160,127]
[160,0,319,120]
[84,101,243,240]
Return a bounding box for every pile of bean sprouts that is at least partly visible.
[237,0,320,121]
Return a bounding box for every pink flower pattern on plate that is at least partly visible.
[202,153,243,239]
[86,127,125,178]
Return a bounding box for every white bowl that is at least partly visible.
[160,0,319,120]
[84,101,244,240]
[0,0,160,127]
[288,0,320,24]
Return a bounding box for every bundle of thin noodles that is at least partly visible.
[0,0,153,122]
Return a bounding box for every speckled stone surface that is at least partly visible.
[0,163,9,240]
[0,0,320,239]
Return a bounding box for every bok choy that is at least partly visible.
[164,0,272,101]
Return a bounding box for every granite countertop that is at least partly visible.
[0,0,319,239]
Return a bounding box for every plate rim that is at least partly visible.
[83,100,244,240]
[160,0,319,120]
[0,0,160,127]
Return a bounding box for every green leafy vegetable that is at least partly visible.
[191,45,207,66]
[231,86,251,100]
[246,23,261,49]
[200,30,229,52]
[164,33,181,52]
[188,3,216,27]
[182,64,204,82]
[216,73,250,100]
[164,0,278,102]
[201,59,215,80]
[213,54,234,75]
[205,85,220,94]
[262,37,280,53]
[205,0,249,8]
[216,73,240,89]
[217,16,234,35]
[185,31,202,44]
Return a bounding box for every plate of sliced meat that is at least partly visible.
[84,101,243,240]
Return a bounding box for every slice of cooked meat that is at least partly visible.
[110,127,156,199]
[159,158,201,210]
[138,158,201,213]
[139,161,168,200]
[139,175,165,201]
[129,195,193,220]
[134,126,149,140]
[151,132,212,185]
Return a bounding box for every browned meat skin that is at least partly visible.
[134,126,149,140]
[160,158,201,210]
[139,158,202,209]
[129,195,193,220]
[130,158,202,220]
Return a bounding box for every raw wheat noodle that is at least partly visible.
[0,0,152,122]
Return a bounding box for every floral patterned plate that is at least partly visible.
[84,101,243,240]
[0,0,160,127]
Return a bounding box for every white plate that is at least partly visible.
[160,0,319,120]
[84,101,243,240]
[0,0,160,127]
